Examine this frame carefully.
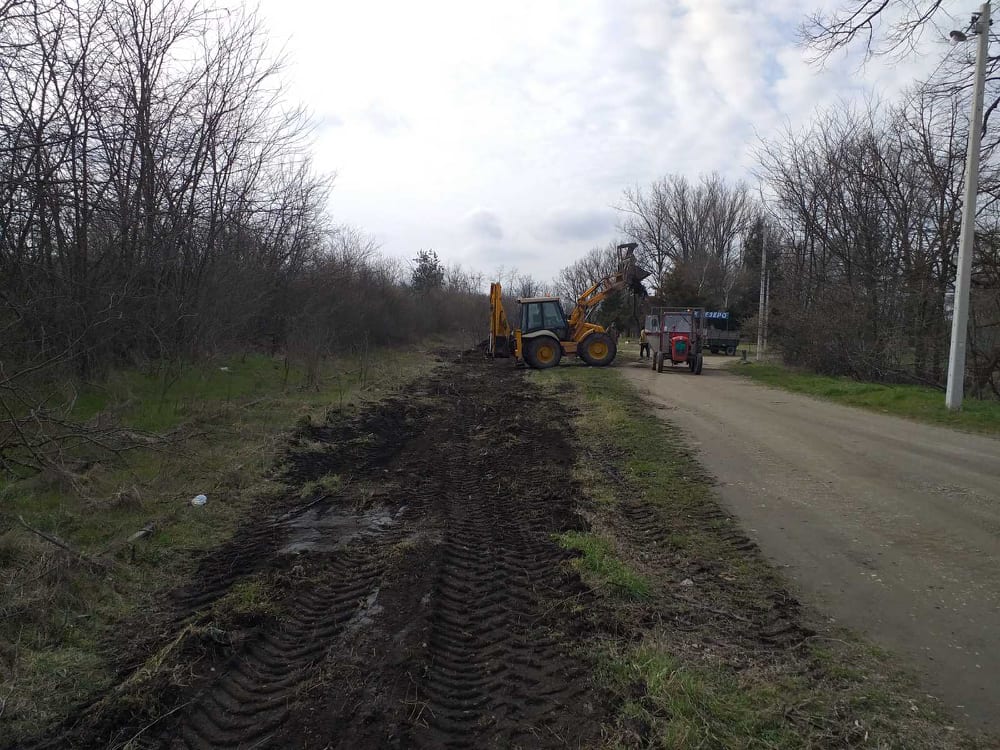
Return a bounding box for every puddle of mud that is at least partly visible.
[280,504,406,554]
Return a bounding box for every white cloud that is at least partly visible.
[533,207,616,242]
[255,0,970,281]
[464,208,504,240]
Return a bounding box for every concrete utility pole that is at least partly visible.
[756,233,767,362]
[762,269,770,361]
[946,1,991,410]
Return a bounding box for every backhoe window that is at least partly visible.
[542,302,565,329]
[521,301,567,337]
[525,303,543,331]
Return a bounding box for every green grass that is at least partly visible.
[531,365,769,601]
[528,364,979,749]
[555,530,650,599]
[735,363,1000,435]
[68,352,378,432]
[211,576,282,623]
[602,642,803,749]
[0,346,437,742]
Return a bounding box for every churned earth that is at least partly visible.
[17,351,991,749]
[24,353,603,749]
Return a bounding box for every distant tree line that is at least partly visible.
[0,0,484,379]
[551,175,762,339]
[0,0,484,472]
[3,0,997,416]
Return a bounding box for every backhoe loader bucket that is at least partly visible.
[617,243,651,295]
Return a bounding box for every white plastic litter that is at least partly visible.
[680,578,694,587]
[191,494,208,506]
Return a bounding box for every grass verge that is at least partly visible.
[555,530,650,599]
[0,346,437,743]
[733,362,1000,435]
[530,363,986,749]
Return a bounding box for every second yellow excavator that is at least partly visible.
[488,243,650,369]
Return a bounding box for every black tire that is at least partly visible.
[694,354,704,375]
[710,346,719,355]
[726,346,736,356]
[579,332,617,366]
[523,337,562,369]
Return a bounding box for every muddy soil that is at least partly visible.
[30,353,605,749]
[17,352,982,749]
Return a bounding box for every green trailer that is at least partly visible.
[704,311,741,355]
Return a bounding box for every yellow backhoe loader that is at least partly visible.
[488,243,650,369]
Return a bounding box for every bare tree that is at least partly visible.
[755,94,983,383]
[617,181,673,292]
[617,174,757,310]
[800,1,1000,145]
[802,1,951,63]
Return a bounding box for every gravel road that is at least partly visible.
[621,356,1000,732]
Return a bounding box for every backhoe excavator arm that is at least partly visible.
[488,282,514,358]
[566,243,649,340]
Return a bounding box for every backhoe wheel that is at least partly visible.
[693,353,704,375]
[524,337,562,369]
[579,332,617,367]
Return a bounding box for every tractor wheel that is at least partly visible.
[579,332,617,367]
[726,345,736,356]
[524,337,562,369]
[694,353,704,375]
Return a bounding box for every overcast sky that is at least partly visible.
[255,0,964,281]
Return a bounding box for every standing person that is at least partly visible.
[639,327,650,359]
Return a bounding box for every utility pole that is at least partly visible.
[946,1,991,410]
[762,269,770,361]
[756,231,767,361]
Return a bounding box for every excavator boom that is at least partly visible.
[488,282,512,357]
[566,243,650,339]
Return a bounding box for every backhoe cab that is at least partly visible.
[488,243,649,369]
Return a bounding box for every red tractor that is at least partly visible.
[646,307,705,375]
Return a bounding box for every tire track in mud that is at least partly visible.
[38,353,606,750]
[419,461,593,749]
[607,469,811,649]
[385,377,598,748]
[242,366,599,749]
[158,549,387,749]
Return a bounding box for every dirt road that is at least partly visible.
[621,356,1000,731]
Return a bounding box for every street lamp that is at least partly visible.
[946,2,991,410]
